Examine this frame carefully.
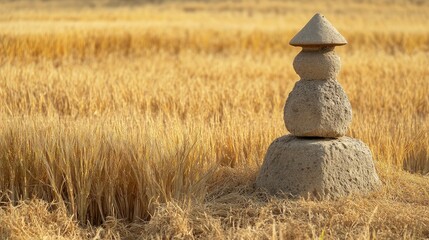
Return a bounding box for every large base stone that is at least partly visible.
[284,79,352,138]
[256,135,381,198]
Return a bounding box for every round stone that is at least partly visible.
[293,48,340,80]
[284,79,352,138]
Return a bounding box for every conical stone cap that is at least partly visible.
[290,13,347,47]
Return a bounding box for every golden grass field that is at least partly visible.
[0,0,428,239]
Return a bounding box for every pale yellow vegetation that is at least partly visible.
[0,0,428,239]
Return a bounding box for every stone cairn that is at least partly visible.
[256,13,381,198]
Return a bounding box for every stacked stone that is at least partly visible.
[256,14,381,198]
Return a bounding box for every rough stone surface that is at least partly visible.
[290,13,347,47]
[284,79,352,138]
[256,135,381,198]
[293,48,340,80]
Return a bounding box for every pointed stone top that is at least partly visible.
[290,13,347,47]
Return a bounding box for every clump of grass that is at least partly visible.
[0,116,215,224]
